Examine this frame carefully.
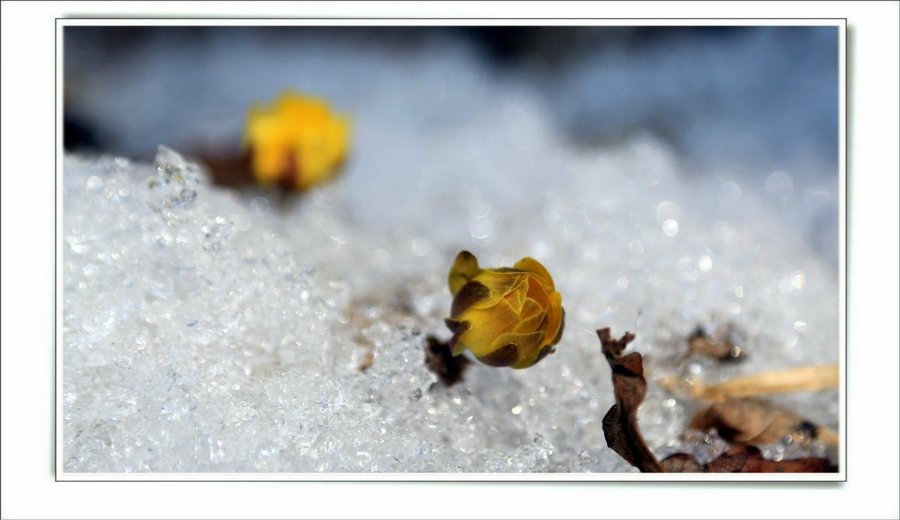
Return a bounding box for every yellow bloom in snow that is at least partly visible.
[445,251,565,369]
[244,92,350,190]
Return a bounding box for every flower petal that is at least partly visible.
[524,345,556,368]
[470,271,527,310]
[446,319,471,356]
[548,307,565,347]
[448,251,481,296]
[501,281,528,314]
[543,292,564,346]
[450,280,490,317]
[477,343,520,367]
[514,300,547,334]
[458,301,520,356]
[525,275,551,307]
[489,330,545,361]
[520,297,544,321]
[514,257,555,290]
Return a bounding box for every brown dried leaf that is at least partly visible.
[686,325,745,362]
[358,349,375,372]
[598,328,662,473]
[598,329,837,473]
[701,446,754,472]
[737,446,836,472]
[197,150,256,189]
[690,398,827,445]
[659,453,703,472]
[662,445,837,473]
[423,335,470,386]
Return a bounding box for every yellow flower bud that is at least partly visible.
[445,251,565,369]
[243,92,350,191]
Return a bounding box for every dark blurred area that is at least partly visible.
[64,25,739,82]
[65,25,781,152]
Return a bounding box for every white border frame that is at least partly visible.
[54,17,847,483]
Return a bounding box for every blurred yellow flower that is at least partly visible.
[445,251,565,369]
[244,92,350,190]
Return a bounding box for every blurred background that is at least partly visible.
[63,25,839,263]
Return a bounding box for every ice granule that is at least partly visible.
[63,124,838,472]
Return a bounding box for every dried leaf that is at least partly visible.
[686,325,745,362]
[659,453,703,472]
[690,398,834,445]
[688,364,839,401]
[598,328,662,473]
[424,335,470,386]
[700,446,754,472]
[736,446,836,472]
[198,150,256,189]
[662,445,837,473]
[358,349,375,372]
[597,328,837,473]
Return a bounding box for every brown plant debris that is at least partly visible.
[358,349,375,372]
[689,398,838,447]
[598,328,837,473]
[197,149,306,207]
[661,445,836,473]
[683,364,839,402]
[198,150,256,189]
[598,327,663,472]
[686,325,745,362]
[424,335,471,387]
